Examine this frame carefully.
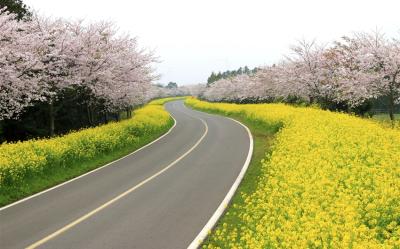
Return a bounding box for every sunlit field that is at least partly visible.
[187,98,400,248]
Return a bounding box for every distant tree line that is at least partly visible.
[207,66,259,86]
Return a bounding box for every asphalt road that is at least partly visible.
[0,100,251,249]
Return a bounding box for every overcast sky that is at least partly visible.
[25,0,399,85]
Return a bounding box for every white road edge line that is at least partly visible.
[0,112,177,212]
[25,114,209,249]
[187,110,254,249]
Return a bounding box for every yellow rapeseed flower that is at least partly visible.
[186,98,400,249]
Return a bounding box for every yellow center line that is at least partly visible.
[26,116,208,249]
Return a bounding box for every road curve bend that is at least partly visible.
[0,100,252,249]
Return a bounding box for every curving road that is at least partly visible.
[0,100,251,249]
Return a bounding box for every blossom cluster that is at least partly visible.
[186,98,400,248]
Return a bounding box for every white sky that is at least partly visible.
[25,0,399,85]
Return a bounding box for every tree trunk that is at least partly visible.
[105,112,109,124]
[90,106,95,125]
[0,121,4,143]
[49,101,55,137]
[309,96,314,105]
[86,104,91,125]
[388,90,395,122]
[388,74,399,124]
[388,78,397,124]
[86,104,92,126]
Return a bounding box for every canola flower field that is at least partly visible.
[0,99,174,205]
[186,98,400,249]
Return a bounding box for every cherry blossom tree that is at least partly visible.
[285,39,347,106]
[27,15,82,135]
[0,9,43,120]
[179,84,206,97]
[325,31,400,119]
[356,31,400,121]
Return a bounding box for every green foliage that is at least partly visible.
[166,82,178,89]
[0,0,31,20]
[207,66,259,86]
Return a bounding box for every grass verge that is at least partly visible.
[186,104,279,248]
[370,114,400,129]
[372,113,400,121]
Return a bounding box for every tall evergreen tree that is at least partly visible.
[207,72,217,86]
[206,66,258,86]
[166,82,178,89]
[0,0,31,20]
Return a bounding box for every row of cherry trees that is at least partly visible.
[0,8,157,136]
[145,83,205,100]
[203,31,400,120]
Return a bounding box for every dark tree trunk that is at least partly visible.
[388,90,395,122]
[90,106,95,125]
[0,121,4,143]
[388,77,397,123]
[103,112,107,124]
[309,96,314,104]
[86,104,93,126]
[49,101,55,137]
